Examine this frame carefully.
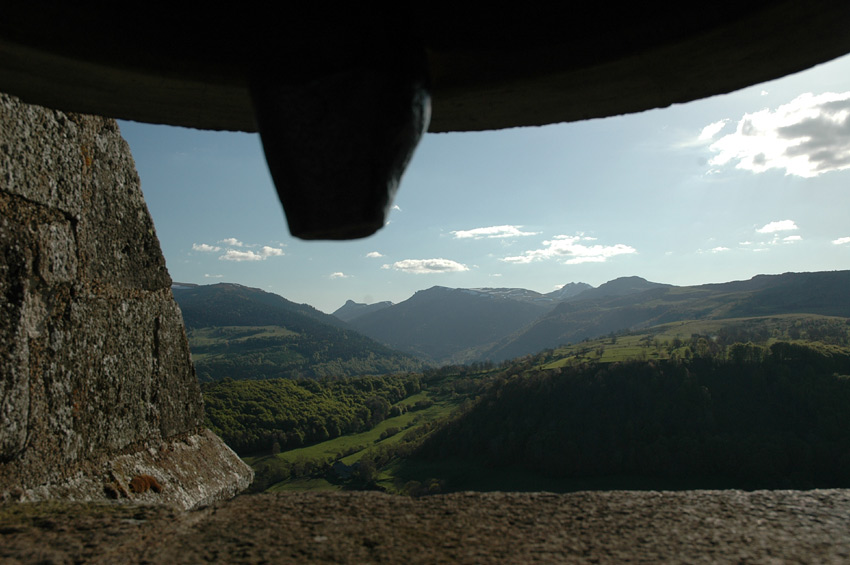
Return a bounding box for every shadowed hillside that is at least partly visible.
[173,284,426,381]
[347,286,552,363]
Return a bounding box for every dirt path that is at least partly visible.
[3,490,850,563]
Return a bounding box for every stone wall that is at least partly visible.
[0,92,252,508]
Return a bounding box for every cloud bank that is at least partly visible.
[383,258,469,274]
[451,225,539,240]
[502,235,637,265]
[705,91,850,177]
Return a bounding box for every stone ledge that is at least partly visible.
[9,429,252,511]
[2,489,849,563]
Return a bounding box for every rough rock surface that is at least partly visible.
[2,489,850,563]
[0,92,252,508]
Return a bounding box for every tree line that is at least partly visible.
[202,374,422,455]
[412,342,850,489]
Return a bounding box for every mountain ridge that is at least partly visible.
[332,299,394,323]
[344,285,553,363]
[483,270,850,361]
[172,283,426,381]
[175,270,850,368]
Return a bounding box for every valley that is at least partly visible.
[170,270,850,497]
[338,270,850,364]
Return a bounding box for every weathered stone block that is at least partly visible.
[0,92,252,508]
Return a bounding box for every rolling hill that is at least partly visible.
[338,271,850,364]
[172,283,426,381]
[344,286,554,363]
[483,270,850,361]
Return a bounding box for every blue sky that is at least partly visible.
[120,54,850,314]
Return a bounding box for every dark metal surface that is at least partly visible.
[2,2,849,238]
[3,2,848,133]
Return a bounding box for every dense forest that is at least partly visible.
[411,342,850,489]
[203,374,424,455]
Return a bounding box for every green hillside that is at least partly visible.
[484,271,850,361]
[204,367,490,493]
[213,314,850,495]
[347,286,552,363]
[173,283,426,381]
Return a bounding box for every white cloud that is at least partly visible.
[329,272,351,279]
[757,220,798,233]
[260,246,285,257]
[706,91,850,177]
[366,251,384,258]
[210,241,284,261]
[833,237,850,245]
[699,119,729,141]
[204,273,223,278]
[192,243,221,252]
[783,235,802,243]
[502,235,637,265]
[710,247,730,253]
[387,258,469,274]
[220,249,264,262]
[451,225,539,240]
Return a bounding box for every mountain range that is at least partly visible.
[338,271,850,364]
[171,270,850,377]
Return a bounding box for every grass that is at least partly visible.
[187,326,298,361]
[246,393,466,492]
[540,314,850,369]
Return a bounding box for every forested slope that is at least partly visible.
[410,341,850,489]
[173,284,426,381]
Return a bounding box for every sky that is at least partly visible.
[119,54,850,314]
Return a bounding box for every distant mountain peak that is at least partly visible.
[545,282,593,300]
[587,276,668,297]
[332,299,394,323]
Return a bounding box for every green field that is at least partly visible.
[542,314,850,368]
[245,391,466,493]
[187,325,299,361]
